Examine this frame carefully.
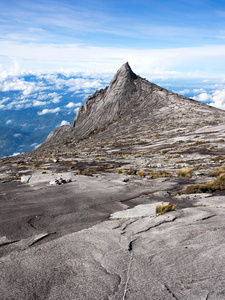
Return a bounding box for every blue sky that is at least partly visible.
[1,0,225,77]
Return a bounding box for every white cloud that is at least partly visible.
[0,77,46,95]
[66,102,82,108]
[60,120,70,126]
[6,119,12,125]
[1,42,225,80]
[193,92,212,102]
[193,88,205,93]
[66,78,103,91]
[12,152,22,156]
[74,107,80,114]
[30,143,41,149]
[177,89,190,95]
[52,96,62,103]
[209,89,225,110]
[193,88,225,110]
[0,97,10,104]
[13,133,22,138]
[33,100,48,106]
[37,107,61,115]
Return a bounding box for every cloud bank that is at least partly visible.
[193,88,225,110]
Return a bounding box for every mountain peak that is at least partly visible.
[110,62,137,86]
[119,62,136,76]
[40,63,225,150]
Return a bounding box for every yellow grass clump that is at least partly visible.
[155,203,177,215]
[117,167,124,174]
[177,168,193,178]
[210,165,225,177]
[137,169,145,177]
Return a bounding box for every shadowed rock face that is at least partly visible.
[72,62,137,138]
[40,62,225,151]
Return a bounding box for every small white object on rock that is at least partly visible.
[21,175,32,183]
[49,179,60,186]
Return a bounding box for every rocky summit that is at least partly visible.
[0,63,225,299]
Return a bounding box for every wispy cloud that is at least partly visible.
[66,102,82,108]
[37,107,60,115]
[1,42,225,79]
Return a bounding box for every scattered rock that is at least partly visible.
[49,177,71,185]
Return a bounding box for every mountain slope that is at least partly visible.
[38,62,225,154]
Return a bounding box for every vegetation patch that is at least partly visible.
[178,175,225,194]
[148,171,172,178]
[177,168,193,178]
[155,203,177,215]
[210,165,225,177]
[117,167,124,174]
[212,156,225,162]
[126,169,137,175]
[137,169,145,177]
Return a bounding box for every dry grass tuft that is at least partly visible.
[126,169,136,175]
[218,173,225,181]
[148,171,171,178]
[117,167,124,174]
[210,165,225,177]
[177,168,193,178]
[178,176,225,194]
[155,203,177,215]
[137,169,145,177]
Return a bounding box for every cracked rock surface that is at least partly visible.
[0,202,224,300]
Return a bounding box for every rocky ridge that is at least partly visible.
[0,63,225,299]
[39,62,225,153]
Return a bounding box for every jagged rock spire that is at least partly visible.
[70,62,138,139]
[109,62,137,88]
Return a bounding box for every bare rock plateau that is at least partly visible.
[0,63,225,299]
